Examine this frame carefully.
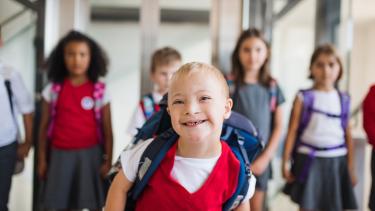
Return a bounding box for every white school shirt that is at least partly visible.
[297,90,348,157]
[121,138,256,203]
[126,91,163,136]
[0,63,34,147]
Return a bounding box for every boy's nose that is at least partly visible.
[184,101,200,115]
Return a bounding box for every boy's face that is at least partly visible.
[168,70,232,144]
[151,61,181,94]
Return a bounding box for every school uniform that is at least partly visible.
[232,82,285,191]
[284,90,357,211]
[121,138,256,210]
[41,79,109,209]
[0,63,34,211]
[363,85,375,210]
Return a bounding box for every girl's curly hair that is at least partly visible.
[46,30,108,83]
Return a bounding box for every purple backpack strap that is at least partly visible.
[338,91,350,131]
[298,89,315,136]
[93,81,106,144]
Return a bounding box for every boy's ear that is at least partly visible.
[166,107,170,115]
[224,98,233,119]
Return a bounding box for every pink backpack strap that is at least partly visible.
[47,83,62,139]
[93,81,106,144]
[269,79,277,112]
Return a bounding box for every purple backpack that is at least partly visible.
[293,89,350,182]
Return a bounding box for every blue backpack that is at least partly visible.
[292,89,350,182]
[108,95,263,210]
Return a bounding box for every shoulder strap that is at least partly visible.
[140,93,157,119]
[4,80,15,114]
[131,129,179,200]
[3,79,21,142]
[338,90,350,131]
[298,89,315,135]
[47,82,62,139]
[269,79,278,112]
[93,81,106,144]
[223,128,252,211]
[291,89,314,157]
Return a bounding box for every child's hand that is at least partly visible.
[38,159,47,180]
[251,154,269,175]
[282,160,295,183]
[100,161,112,179]
[17,142,32,160]
[349,171,357,186]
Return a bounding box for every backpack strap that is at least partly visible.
[223,128,252,211]
[130,129,179,200]
[269,79,278,112]
[93,81,106,144]
[140,93,160,120]
[47,83,62,139]
[3,76,21,142]
[338,91,350,131]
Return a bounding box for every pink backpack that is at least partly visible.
[47,81,106,144]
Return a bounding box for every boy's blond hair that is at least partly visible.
[170,62,229,98]
[151,47,181,73]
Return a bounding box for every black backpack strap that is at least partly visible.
[4,80,15,114]
[131,128,179,200]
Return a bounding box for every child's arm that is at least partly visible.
[251,105,283,175]
[282,95,303,182]
[105,170,133,211]
[101,103,113,178]
[234,200,250,211]
[17,112,33,159]
[345,124,357,186]
[38,99,50,179]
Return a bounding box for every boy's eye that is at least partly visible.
[200,96,212,101]
[172,99,184,105]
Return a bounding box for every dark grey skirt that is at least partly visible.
[283,153,357,211]
[43,145,105,210]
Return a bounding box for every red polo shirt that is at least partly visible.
[51,79,99,149]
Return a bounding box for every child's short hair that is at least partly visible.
[309,44,343,82]
[151,47,181,73]
[170,62,229,98]
[47,30,108,83]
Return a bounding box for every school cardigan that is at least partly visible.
[135,141,240,211]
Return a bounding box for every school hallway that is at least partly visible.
[1,0,375,210]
